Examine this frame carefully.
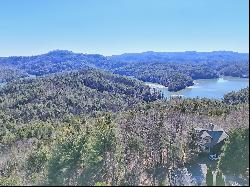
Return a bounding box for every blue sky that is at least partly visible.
[0,0,249,56]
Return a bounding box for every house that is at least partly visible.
[194,123,228,153]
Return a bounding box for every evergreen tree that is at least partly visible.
[216,170,225,186]
[206,166,213,186]
[218,128,249,177]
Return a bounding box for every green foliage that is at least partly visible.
[47,127,88,185]
[170,97,231,116]
[26,146,50,174]
[216,170,225,186]
[78,115,119,186]
[223,87,249,105]
[1,132,16,145]
[206,166,213,186]
[218,128,249,177]
[159,179,168,186]
[0,177,22,186]
[94,181,109,186]
[0,122,54,145]
[16,123,54,140]
[45,115,119,186]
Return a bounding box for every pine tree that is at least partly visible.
[206,166,213,186]
[218,128,249,177]
[216,170,225,186]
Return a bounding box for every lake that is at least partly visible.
[145,77,249,99]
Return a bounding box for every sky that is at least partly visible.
[0,0,249,56]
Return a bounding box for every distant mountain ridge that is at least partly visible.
[1,50,248,71]
[0,50,108,76]
[0,50,248,91]
[1,49,249,61]
[109,50,249,63]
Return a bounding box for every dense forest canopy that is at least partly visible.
[0,67,161,124]
[109,52,248,91]
[0,66,27,83]
[223,87,249,105]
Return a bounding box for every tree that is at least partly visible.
[216,170,225,186]
[185,129,201,162]
[79,114,120,186]
[218,128,249,177]
[206,166,213,186]
[46,125,88,186]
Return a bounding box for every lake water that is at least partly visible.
[145,77,249,99]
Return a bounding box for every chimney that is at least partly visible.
[208,123,214,131]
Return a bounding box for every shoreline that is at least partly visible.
[144,77,249,99]
[145,82,166,89]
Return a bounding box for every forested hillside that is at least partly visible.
[223,87,249,105]
[112,62,215,91]
[109,51,249,63]
[0,67,161,124]
[0,50,248,91]
[109,52,248,91]
[0,67,27,83]
[0,50,107,77]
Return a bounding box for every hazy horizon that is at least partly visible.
[0,49,249,58]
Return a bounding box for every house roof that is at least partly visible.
[204,130,228,147]
[201,131,212,138]
[195,123,228,148]
[210,125,224,132]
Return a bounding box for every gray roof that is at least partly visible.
[201,131,212,138]
[211,125,224,132]
[204,130,228,147]
[196,124,228,148]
